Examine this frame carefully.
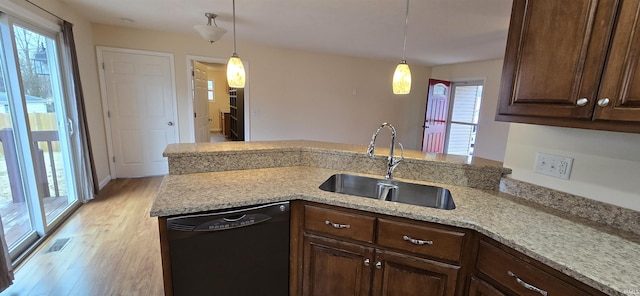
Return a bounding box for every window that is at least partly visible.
[445,82,483,156]
[208,80,214,101]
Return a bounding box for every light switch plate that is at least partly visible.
[534,153,573,180]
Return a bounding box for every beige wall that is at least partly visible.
[92,24,431,149]
[4,0,111,187]
[504,125,640,211]
[206,69,230,132]
[431,59,510,161]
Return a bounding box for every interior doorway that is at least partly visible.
[186,56,250,143]
[190,60,232,143]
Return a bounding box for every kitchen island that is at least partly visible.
[152,140,640,296]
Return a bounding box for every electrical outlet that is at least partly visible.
[534,153,573,180]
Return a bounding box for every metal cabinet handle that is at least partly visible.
[167,121,174,126]
[507,271,548,296]
[597,98,610,107]
[364,259,370,266]
[375,261,382,269]
[325,220,350,229]
[403,235,433,245]
[576,98,589,106]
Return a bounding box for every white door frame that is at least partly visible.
[185,55,251,142]
[97,46,179,179]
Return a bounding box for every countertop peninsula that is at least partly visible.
[152,140,640,296]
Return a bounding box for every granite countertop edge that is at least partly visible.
[162,140,512,174]
[151,167,639,296]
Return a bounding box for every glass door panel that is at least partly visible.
[0,37,37,251]
[12,24,77,225]
[0,12,81,261]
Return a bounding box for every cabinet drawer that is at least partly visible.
[477,241,589,296]
[376,218,465,263]
[304,205,375,243]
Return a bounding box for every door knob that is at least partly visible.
[167,121,174,126]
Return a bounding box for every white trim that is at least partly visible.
[98,175,112,190]
[96,46,180,178]
[185,55,251,141]
[0,1,59,32]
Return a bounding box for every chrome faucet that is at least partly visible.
[366,122,404,179]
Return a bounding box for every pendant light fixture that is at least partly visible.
[227,0,246,88]
[393,0,411,95]
[194,13,227,44]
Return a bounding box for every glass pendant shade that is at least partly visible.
[392,62,411,94]
[194,25,227,43]
[227,54,246,88]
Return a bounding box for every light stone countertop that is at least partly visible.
[151,166,640,296]
[163,140,509,170]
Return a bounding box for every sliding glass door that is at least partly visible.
[0,14,79,260]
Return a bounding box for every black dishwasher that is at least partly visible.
[167,201,290,296]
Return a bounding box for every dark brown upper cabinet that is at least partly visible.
[496,0,640,133]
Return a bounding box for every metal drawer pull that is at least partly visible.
[364,259,370,266]
[403,235,433,245]
[325,220,350,229]
[507,271,548,296]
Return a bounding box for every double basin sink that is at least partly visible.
[319,174,455,210]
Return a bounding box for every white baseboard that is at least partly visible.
[98,175,112,190]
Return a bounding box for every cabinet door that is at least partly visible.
[302,234,374,296]
[594,0,640,122]
[372,249,459,296]
[468,277,507,296]
[497,0,617,119]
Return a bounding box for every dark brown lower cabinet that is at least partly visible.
[290,201,609,296]
[372,249,459,296]
[473,238,608,296]
[301,234,459,296]
[468,277,506,296]
[302,235,373,296]
[296,202,463,296]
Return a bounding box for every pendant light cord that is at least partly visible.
[401,0,409,61]
[232,0,238,55]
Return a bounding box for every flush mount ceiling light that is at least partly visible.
[194,13,227,44]
[393,0,411,95]
[227,0,246,88]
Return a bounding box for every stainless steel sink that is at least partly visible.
[319,174,455,210]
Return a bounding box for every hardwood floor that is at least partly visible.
[1,177,165,296]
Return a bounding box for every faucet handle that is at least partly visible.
[397,143,405,161]
[392,142,404,165]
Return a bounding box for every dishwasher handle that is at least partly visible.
[167,201,290,233]
[193,214,271,231]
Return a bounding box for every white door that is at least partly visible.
[193,61,210,142]
[102,50,177,177]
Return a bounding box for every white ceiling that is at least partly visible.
[60,0,513,66]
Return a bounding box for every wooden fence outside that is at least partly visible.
[0,113,60,153]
